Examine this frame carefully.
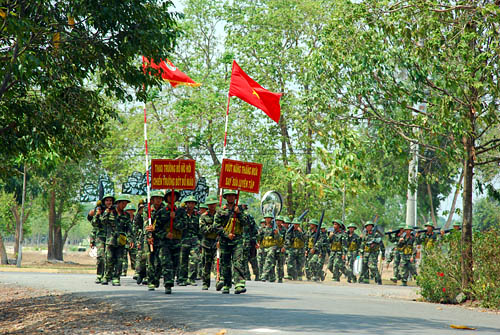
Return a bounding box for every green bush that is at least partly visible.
[417,230,500,308]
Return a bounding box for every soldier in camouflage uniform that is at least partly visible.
[305,219,322,281]
[275,216,287,283]
[416,222,439,250]
[178,195,200,286]
[90,194,114,284]
[143,191,166,290]
[145,190,185,294]
[344,223,361,283]
[215,189,249,294]
[358,221,385,285]
[261,213,278,282]
[133,200,147,284]
[398,225,417,286]
[284,219,306,280]
[121,203,137,276]
[256,218,266,280]
[243,205,259,281]
[199,195,219,290]
[317,224,330,281]
[386,223,405,283]
[102,195,132,286]
[327,220,346,281]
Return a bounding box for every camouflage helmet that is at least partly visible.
[404,225,414,230]
[150,190,165,198]
[332,219,344,227]
[284,216,292,224]
[115,194,131,203]
[364,220,374,227]
[275,215,285,222]
[347,223,358,229]
[424,222,435,228]
[164,189,181,202]
[260,218,266,223]
[309,219,319,226]
[222,189,238,198]
[199,203,208,209]
[125,203,137,211]
[292,219,301,225]
[102,193,115,202]
[452,222,461,227]
[205,195,219,205]
[263,212,274,219]
[182,195,198,204]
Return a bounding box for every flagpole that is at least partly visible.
[219,95,231,205]
[144,106,153,252]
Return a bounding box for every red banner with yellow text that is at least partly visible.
[151,159,196,190]
[219,159,262,194]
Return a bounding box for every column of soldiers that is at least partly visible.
[90,194,460,290]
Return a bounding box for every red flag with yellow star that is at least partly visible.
[228,60,282,123]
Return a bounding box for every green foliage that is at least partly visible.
[417,231,500,308]
[0,0,181,176]
[473,197,500,231]
[0,190,16,234]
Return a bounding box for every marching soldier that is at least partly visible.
[328,219,346,282]
[199,195,219,290]
[358,221,385,285]
[344,223,361,283]
[243,204,260,281]
[416,222,439,249]
[317,224,330,281]
[256,218,267,280]
[305,219,322,281]
[122,203,137,276]
[261,213,278,282]
[178,195,200,286]
[215,190,249,294]
[90,194,114,284]
[134,199,147,284]
[102,195,132,286]
[143,190,166,290]
[398,225,418,286]
[284,219,306,280]
[387,223,406,283]
[275,216,287,283]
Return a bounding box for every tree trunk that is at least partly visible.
[279,117,295,216]
[0,234,8,264]
[47,183,56,260]
[426,182,437,226]
[54,224,63,260]
[11,205,20,256]
[444,168,464,229]
[461,137,474,290]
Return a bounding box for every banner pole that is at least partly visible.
[144,106,153,252]
[170,189,175,233]
[219,95,231,205]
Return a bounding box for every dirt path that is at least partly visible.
[0,283,186,334]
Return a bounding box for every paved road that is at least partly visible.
[1,272,498,334]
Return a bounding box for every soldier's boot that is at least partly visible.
[235,286,246,294]
[188,280,197,286]
[278,278,283,283]
[148,283,155,291]
[112,278,121,286]
[390,277,398,283]
[216,281,224,291]
[133,273,138,280]
[178,281,187,286]
[376,278,382,285]
[121,270,127,276]
[165,287,172,294]
[101,278,109,285]
[95,276,102,284]
[222,286,230,294]
[142,278,148,285]
[202,285,208,290]
[154,280,160,288]
[297,276,302,281]
[136,276,143,285]
[401,281,408,287]
[352,276,357,283]
[347,278,351,283]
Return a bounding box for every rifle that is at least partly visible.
[313,210,325,246]
[384,229,402,236]
[287,209,309,233]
